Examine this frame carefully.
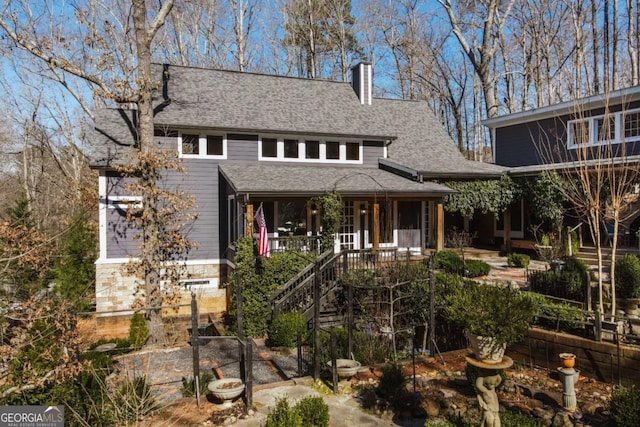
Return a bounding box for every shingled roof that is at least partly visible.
[219,161,454,196]
[90,63,507,178]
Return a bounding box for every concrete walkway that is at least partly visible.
[233,380,425,427]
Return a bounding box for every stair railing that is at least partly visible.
[272,248,342,320]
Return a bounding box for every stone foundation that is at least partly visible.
[95,260,227,319]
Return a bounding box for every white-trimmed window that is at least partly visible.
[259,136,362,163]
[567,108,640,148]
[179,132,227,158]
[107,196,142,210]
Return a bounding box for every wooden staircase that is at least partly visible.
[271,249,345,329]
[271,248,402,329]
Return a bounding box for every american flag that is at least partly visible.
[254,203,270,258]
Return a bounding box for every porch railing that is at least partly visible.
[268,235,322,254]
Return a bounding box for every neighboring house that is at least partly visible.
[90,62,505,318]
[484,86,640,246]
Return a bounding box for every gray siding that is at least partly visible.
[105,173,140,258]
[495,100,640,167]
[228,134,258,161]
[167,160,220,260]
[363,140,384,166]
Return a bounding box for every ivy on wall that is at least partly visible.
[441,174,519,217]
[312,191,344,251]
[516,171,566,226]
[228,236,315,337]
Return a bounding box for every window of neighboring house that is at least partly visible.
[568,120,590,146]
[326,141,340,159]
[261,138,278,158]
[346,142,360,161]
[597,116,615,142]
[624,111,640,139]
[305,140,320,159]
[567,108,640,148]
[284,139,299,158]
[180,133,226,158]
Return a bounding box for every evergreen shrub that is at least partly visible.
[434,250,464,274]
[616,254,640,299]
[294,396,329,427]
[507,252,530,268]
[609,384,640,427]
[267,311,307,348]
[464,259,490,277]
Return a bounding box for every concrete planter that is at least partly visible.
[467,333,506,364]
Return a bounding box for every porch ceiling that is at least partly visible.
[219,161,455,197]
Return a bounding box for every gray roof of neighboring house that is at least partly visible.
[482,85,640,129]
[90,63,507,178]
[219,162,454,196]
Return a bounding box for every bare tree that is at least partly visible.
[0,0,177,344]
[438,0,516,120]
[536,98,640,317]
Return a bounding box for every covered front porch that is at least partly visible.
[219,162,454,256]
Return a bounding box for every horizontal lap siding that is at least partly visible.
[167,161,220,260]
[106,174,140,258]
[363,140,384,166]
[495,100,640,167]
[228,134,258,161]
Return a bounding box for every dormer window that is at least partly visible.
[179,132,227,158]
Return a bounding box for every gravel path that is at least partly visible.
[112,337,302,403]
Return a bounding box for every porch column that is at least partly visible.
[245,202,254,237]
[436,201,444,250]
[503,208,511,250]
[373,202,380,251]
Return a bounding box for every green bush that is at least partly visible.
[527,293,584,330]
[268,311,307,348]
[377,363,407,402]
[128,313,149,348]
[53,210,97,311]
[616,254,640,299]
[229,237,315,337]
[318,327,349,366]
[609,384,640,427]
[444,281,536,346]
[528,269,586,302]
[434,250,464,274]
[563,255,590,276]
[294,396,329,427]
[507,253,530,268]
[266,397,303,427]
[500,411,545,427]
[464,259,490,277]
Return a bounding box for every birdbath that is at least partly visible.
[328,359,362,380]
[466,355,513,427]
[558,353,578,411]
[207,378,245,408]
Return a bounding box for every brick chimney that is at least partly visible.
[351,62,372,105]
